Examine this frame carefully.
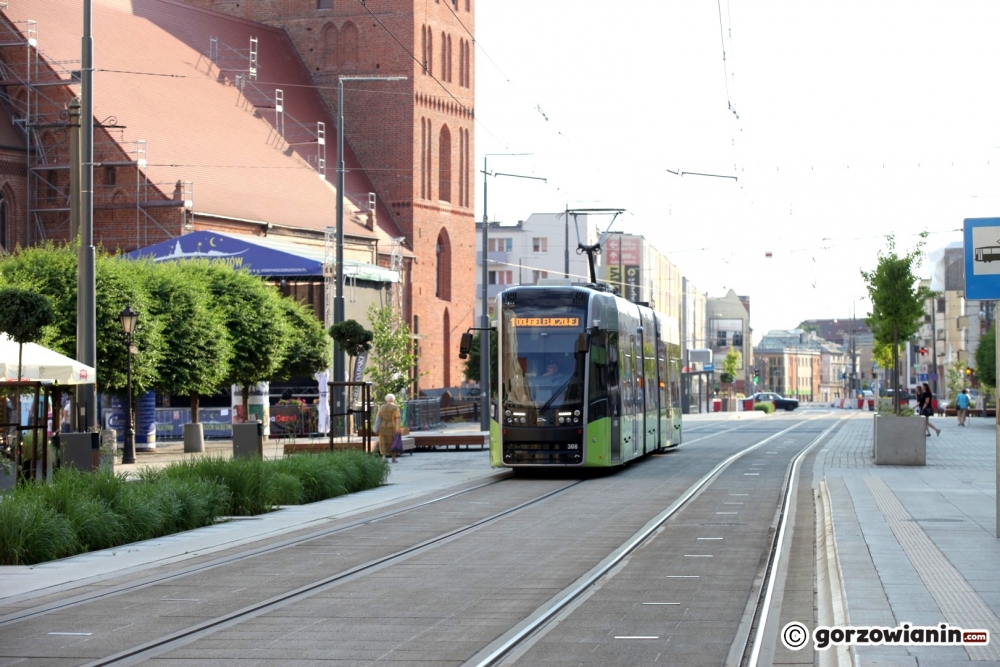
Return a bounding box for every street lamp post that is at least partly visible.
[479,155,544,433]
[119,304,138,465]
[333,75,405,435]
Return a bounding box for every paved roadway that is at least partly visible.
[1,407,998,666]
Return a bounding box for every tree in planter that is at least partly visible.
[974,324,995,416]
[147,261,231,425]
[366,304,415,412]
[183,261,289,421]
[720,347,740,405]
[861,233,934,416]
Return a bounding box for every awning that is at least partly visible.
[125,230,398,282]
[0,335,96,385]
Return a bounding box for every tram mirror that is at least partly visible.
[458,332,474,359]
[576,333,589,354]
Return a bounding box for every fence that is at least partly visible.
[403,398,441,431]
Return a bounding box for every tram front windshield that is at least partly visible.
[501,301,586,413]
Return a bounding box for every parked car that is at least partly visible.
[880,388,913,405]
[752,392,799,411]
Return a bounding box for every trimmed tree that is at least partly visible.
[329,319,373,383]
[183,261,289,420]
[861,234,934,415]
[0,287,55,381]
[148,261,231,423]
[276,297,331,381]
[462,330,497,392]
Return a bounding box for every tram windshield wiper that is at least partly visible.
[538,376,573,414]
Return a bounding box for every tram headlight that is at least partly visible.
[505,410,512,417]
[574,410,581,417]
[573,417,579,423]
[558,416,564,424]
[520,417,526,424]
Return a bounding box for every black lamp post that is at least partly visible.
[119,304,138,465]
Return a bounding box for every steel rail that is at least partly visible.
[80,479,586,667]
[467,416,828,667]
[741,418,841,666]
[0,473,511,626]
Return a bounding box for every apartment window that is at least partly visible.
[937,298,945,313]
[317,0,333,8]
[488,270,513,285]
[488,238,512,252]
[532,237,547,253]
[104,166,116,186]
[716,331,727,347]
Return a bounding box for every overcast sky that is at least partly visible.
[472,1,1000,340]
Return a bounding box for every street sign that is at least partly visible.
[918,373,929,382]
[704,363,714,372]
[964,217,1000,299]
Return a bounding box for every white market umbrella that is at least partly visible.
[0,334,96,385]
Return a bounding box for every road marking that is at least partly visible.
[731,493,749,496]
[666,575,699,578]
[744,473,759,476]
[724,502,743,505]
[616,636,659,639]
[716,511,738,514]
[48,632,92,636]
[697,537,724,540]
[642,602,680,605]
[684,554,713,557]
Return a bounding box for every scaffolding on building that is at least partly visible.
[206,36,328,179]
[0,9,190,249]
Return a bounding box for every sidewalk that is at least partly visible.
[815,411,1000,663]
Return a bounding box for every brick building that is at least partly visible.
[0,0,474,390]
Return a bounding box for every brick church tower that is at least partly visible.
[182,0,476,390]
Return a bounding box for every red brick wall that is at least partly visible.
[182,0,477,391]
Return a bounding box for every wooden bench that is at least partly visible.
[410,433,488,451]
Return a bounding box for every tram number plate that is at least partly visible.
[567,444,578,450]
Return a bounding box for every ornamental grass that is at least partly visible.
[0,451,389,565]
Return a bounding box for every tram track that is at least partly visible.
[0,474,516,626]
[464,413,843,666]
[0,416,836,666]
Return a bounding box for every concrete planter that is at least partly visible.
[873,413,926,465]
[183,422,205,453]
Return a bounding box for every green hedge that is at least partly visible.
[0,451,389,565]
[753,402,775,414]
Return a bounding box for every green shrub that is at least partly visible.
[753,402,775,414]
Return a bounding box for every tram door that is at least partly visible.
[608,332,621,462]
[630,335,640,456]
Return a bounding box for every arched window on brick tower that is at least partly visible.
[442,308,451,387]
[438,125,451,202]
[0,191,8,253]
[339,21,358,69]
[435,228,452,301]
[323,23,337,71]
[420,117,427,200]
[441,31,448,81]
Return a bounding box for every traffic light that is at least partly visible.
[919,347,928,355]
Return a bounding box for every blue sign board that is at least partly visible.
[918,373,929,382]
[704,363,714,372]
[963,218,1000,299]
[126,231,323,276]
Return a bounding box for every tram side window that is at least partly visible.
[588,332,608,402]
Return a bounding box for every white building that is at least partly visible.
[475,213,599,319]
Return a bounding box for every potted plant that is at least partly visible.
[862,233,935,465]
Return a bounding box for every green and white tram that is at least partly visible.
[490,284,681,469]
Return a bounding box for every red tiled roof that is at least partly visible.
[3,0,407,248]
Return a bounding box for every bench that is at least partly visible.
[410,433,488,450]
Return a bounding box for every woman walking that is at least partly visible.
[376,393,402,463]
[920,382,940,437]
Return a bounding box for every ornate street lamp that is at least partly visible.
[119,304,138,465]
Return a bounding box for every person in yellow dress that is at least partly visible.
[376,393,401,462]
